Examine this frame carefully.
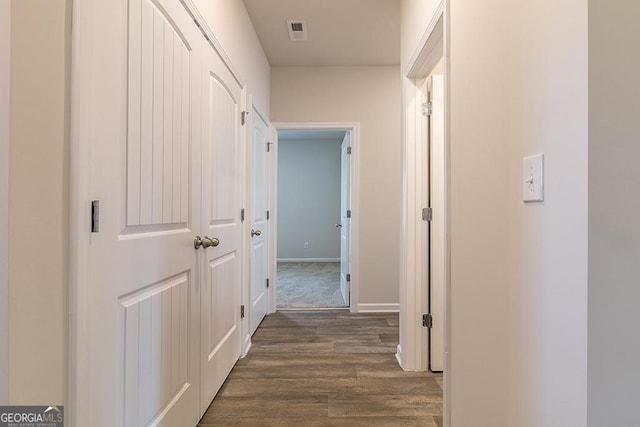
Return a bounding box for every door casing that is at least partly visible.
[270,122,360,313]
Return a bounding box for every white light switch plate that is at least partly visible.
[523,153,544,202]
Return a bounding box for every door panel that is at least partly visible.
[200,47,242,412]
[249,109,269,334]
[84,0,202,425]
[121,273,191,426]
[127,0,191,227]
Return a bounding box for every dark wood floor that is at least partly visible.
[198,310,443,426]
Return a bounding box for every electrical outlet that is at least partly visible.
[303,242,309,249]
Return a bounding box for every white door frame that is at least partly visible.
[270,122,360,313]
[399,0,450,425]
[0,0,10,405]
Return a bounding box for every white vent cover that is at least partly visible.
[287,20,307,41]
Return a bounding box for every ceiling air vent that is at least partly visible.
[287,20,307,41]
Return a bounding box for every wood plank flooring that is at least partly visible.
[198,310,443,426]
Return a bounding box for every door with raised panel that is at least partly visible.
[249,107,269,335]
[81,0,203,425]
[199,44,243,412]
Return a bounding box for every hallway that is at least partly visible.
[198,311,443,426]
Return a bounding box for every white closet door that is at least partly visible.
[199,45,243,413]
[80,0,204,425]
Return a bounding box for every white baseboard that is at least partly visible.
[277,258,340,263]
[396,344,403,367]
[357,303,400,313]
[241,334,251,358]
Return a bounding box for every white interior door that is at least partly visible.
[82,0,203,425]
[199,45,243,412]
[340,132,351,305]
[429,74,445,372]
[249,107,269,335]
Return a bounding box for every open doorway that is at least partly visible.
[399,2,448,423]
[271,124,359,312]
[276,129,348,309]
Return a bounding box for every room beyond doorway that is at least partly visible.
[276,262,345,308]
[273,124,359,311]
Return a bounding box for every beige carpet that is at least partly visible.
[276,262,347,308]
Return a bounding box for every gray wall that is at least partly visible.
[588,1,640,424]
[9,0,70,404]
[277,138,342,260]
[0,0,9,405]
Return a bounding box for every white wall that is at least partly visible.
[9,0,70,405]
[191,0,270,116]
[277,138,342,260]
[400,0,441,65]
[588,1,640,425]
[271,66,402,306]
[0,0,10,405]
[401,0,588,425]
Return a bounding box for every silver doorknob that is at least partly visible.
[335,223,342,228]
[194,235,204,249]
[202,236,220,248]
[251,229,262,237]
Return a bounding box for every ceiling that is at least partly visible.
[243,0,401,66]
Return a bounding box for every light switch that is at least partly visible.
[523,153,544,202]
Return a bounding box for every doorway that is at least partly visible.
[271,123,359,312]
[399,2,449,424]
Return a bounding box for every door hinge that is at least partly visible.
[346,210,352,219]
[241,305,245,319]
[346,273,351,282]
[241,208,245,222]
[422,207,432,222]
[422,101,433,117]
[266,278,270,288]
[266,210,270,220]
[91,200,100,233]
[347,146,352,155]
[241,110,249,125]
[267,141,272,152]
[422,313,433,328]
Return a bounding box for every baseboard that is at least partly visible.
[277,258,340,263]
[357,303,400,313]
[396,344,403,367]
[241,334,251,358]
